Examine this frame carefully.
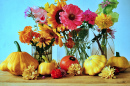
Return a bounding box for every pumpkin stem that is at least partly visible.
[14,41,21,52]
[116,52,120,57]
[42,56,49,63]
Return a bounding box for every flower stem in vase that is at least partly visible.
[101,29,107,59]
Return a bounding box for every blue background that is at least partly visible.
[0,0,130,61]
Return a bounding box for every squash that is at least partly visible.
[0,41,39,75]
[106,52,130,72]
[38,56,56,75]
[60,55,79,71]
[83,55,107,75]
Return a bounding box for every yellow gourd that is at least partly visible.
[38,56,56,75]
[106,52,130,71]
[0,41,39,75]
[83,55,107,75]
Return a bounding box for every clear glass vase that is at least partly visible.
[31,46,52,63]
[91,31,115,59]
[57,27,90,67]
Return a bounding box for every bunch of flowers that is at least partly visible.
[18,0,98,63]
[91,0,119,58]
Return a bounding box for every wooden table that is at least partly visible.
[0,61,130,86]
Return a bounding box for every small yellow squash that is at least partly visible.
[0,41,39,75]
[106,52,130,71]
[83,55,107,75]
[38,56,56,75]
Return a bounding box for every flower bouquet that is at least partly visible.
[91,0,119,59]
[18,0,98,65]
[1,0,130,81]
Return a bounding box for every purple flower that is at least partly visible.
[60,69,67,77]
[24,7,31,18]
[42,76,45,79]
[101,0,111,8]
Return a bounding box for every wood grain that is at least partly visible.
[0,61,130,86]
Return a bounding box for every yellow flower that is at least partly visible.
[39,24,63,47]
[95,13,113,29]
[22,65,39,80]
[44,2,54,12]
[98,66,116,79]
[47,1,66,32]
[67,63,83,76]
[55,0,67,2]
[51,59,59,68]
[35,36,52,48]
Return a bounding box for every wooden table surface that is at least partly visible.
[0,61,130,86]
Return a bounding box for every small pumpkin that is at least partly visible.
[83,55,107,75]
[0,41,39,75]
[38,56,56,75]
[60,55,79,71]
[106,52,130,72]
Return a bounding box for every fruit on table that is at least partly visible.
[60,55,79,71]
[38,56,56,75]
[0,41,39,75]
[106,52,130,72]
[83,55,107,75]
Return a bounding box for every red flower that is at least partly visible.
[51,69,62,79]
[113,66,120,75]
[65,38,75,48]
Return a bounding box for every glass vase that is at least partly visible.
[31,46,52,63]
[91,31,115,59]
[57,27,90,67]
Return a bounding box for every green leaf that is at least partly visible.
[96,4,103,15]
[103,5,113,14]
[109,0,119,9]
[109,12,119,23]
[78,29,89,41]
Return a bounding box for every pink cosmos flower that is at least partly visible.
[59,4,83,30]
[30,6,48,24]
[83,9,97,25]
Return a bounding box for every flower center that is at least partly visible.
[39,37,45,43]
[40,15,45,20]
[55,9,63,24]
[50,31,55,37]
[69,14,75,20]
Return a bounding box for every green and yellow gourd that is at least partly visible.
[83,55,107,75]
[106,52,130,72]
[0,41,39,75]
[38,56,56,75]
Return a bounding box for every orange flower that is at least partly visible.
[18,26,40,45]
[18,26,33,44]
[33,36,52,48]
[65,38,75,48]
[39,24,63,47]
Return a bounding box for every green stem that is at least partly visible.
[116,52,120,57]
[42,56,49,63]
[14,41,21,52]
[101,30,107,58]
